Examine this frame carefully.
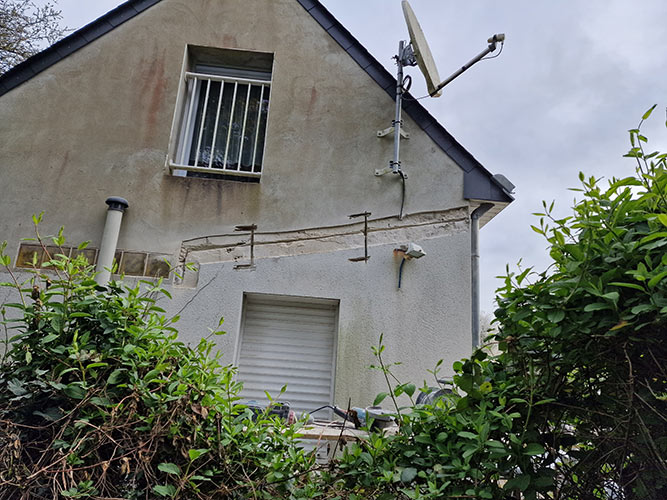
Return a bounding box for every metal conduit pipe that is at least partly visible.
[95,197,129,285]
[471,203,494,350]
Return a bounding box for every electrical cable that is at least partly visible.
[402,74,412,93]
[481,41,504,60]
[308,405,335,415]
[398,257,406,289]
[398,169,406,220]
[402,93,431,101]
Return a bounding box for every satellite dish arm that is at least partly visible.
[430,34,505,96]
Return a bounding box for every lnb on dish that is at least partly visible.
[488,34,505,44]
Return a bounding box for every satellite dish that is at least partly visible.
[376,0,505,187]
[401,0,442,97]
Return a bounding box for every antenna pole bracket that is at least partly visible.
[377,126,410,139]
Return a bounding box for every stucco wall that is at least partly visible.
[166,230,471,408]
[0,225,471,409]
[0,0,464,258]
[0,0,475,409]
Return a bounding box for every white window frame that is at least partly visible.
[168,48,273,179]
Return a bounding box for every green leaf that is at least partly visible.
[631,304,654,315]
[547,310,565,323]
[648,270,667,288]
[657,214,667,227]
[584,303,609,312]
[34,407,62,421]
[457,431,478,440]
[403,383,416,397]
[8,379,28,396]
[373,392,389,406]
[505,475,531,492]
[86,362,109,370]
[523,443,545,456]
[400,467,417,483]
[609,281,645,292]
[158,463,181,475]
[64,384,87,400]
[32,211,44,226]
[41,333,59,344]
[153,484,176,497]
[642,104,657,120]
[107,369,125,385]
[188,448,209,462]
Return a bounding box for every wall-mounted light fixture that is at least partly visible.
[394,242,426,289]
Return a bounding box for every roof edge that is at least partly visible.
[0,0,161,96]
[294,0,513,205]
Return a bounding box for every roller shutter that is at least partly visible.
[237,294,338,415]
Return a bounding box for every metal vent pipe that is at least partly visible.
[471,203,493,349]
[95,196,129,285]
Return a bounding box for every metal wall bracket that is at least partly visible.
[375,165,408,178]
[377,126,410,139]
[234,224,257,269]
[348,212,371,262]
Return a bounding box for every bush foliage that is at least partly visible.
[0,226,316,499]
[1,110,665,499]
[337,109,666,499]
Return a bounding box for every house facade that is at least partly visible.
[0,0,513,415]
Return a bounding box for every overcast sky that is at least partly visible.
[39,0,667,314]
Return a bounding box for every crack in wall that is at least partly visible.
[175,208,470,287]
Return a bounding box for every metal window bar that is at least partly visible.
[178,72,270,175]
[193,78,212,168]
[251,85,265,172]
[208,81,225,169]
[237,84,252,169]
[223,82,239,170]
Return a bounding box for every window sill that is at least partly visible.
[169,162,261,182]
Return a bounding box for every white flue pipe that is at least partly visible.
[95,197,129,285]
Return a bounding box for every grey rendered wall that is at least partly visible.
[0,0,464,255]
[166,232,472,408]
[0,0,473,405]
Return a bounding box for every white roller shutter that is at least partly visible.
[237,294,338,415]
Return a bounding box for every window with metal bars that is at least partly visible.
[170,47,273,180]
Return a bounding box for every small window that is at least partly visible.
[170,47,273,180]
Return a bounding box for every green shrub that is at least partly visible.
[0,227,316,499]
[491,106,667,498]
[329,108,667,499]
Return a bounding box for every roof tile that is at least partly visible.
[307,6,335,30]
[326,25,354,51]
[79,21,116,43]
[107,5,141,27]
[345,44,374,70]
[296,0,318,11]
